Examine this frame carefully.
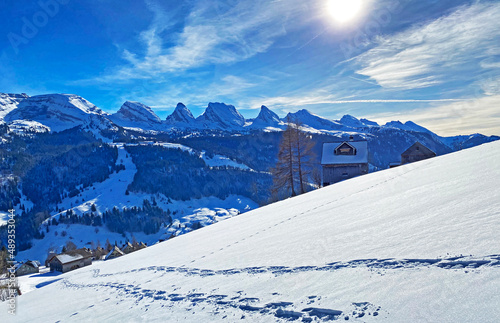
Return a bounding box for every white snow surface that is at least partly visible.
[0,93,27,120]
[201,152,252,171]
[7,119,51,134]
[0,211,9,226]
[5,141,500,322]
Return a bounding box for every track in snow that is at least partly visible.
[92,254,500,279]
[56,254,499,322]
[61,278,383,321]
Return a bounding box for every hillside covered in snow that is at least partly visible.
[5,140,500,322]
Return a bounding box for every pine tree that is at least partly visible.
[290,119,316,194]
[270,118,297,198]
[270,116,316,198]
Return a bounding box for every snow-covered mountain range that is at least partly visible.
[1,92,497,150]
[7,140,500,322]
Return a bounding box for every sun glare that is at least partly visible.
[327,0,363,24]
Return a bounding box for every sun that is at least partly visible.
[327,0,363,24]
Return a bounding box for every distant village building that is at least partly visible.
[92,247,106,260]
[48,249,93,273]
[121,242,135,254]
[105,246,125,260]
[136,242,147,250]
[321,138,369,186]
[14,260,40,276]
[401,142,436,165]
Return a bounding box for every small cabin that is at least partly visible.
[14,260,40,276]
[121,242,135,254]
[401,142,436,165]
[321,139,368,186]
[48,252,92,273]
[105,246,125,260]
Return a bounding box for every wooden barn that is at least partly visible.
[401,142,436,165]
[48,252,92,273]
[321,139,368,186]
[14,260,40,276]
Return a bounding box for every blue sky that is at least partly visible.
[1,0,499,135]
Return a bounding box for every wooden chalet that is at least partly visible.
[14,260,40,276]
[321,138,369,186]
[401,142,436,165]
[121,242,135,254]
[105,246,125,260]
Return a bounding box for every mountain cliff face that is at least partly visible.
[338,114,379,128]
[197,102,246,129]
[165,103,196,125]
[285,109,346,131]
[0,93,28,120]
[110,101,161,129]
[4,94,106,132]
[249,105,282,128]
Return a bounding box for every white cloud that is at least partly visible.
[248,94,467,110]
[91,0,308,83]
[355,2,500,90]
[366,95,500,136]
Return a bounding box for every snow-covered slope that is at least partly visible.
[339,114,379,128]
[384,120,435,135]
[0,93,28,120]
[249,105,283,129]
[4,94,106,132]
[110,101,162,129]
[6,120,50,135]
[197,102,246,129]
[165,102,196,126]
[285,109,346,132]
[9,141,500,322]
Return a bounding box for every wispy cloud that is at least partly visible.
[355,2,500,90]
[147,75,257,112]
[366,94,500,136]
[248,94,468,110]
[84,0,308,84]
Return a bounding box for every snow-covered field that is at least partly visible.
[0,211,9,227]
[4,141,500,322]
[16,144,257,262]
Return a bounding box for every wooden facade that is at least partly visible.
[105,246,125,260]
[15,261,40,276]
[321,140,369,186]
[401,142,436,165]
[48,249,92,273]
[121,242,135,254]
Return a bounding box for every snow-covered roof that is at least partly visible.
[54,254,83,264]
[321,141,368,165]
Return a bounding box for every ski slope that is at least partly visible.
[5,141,500,322]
